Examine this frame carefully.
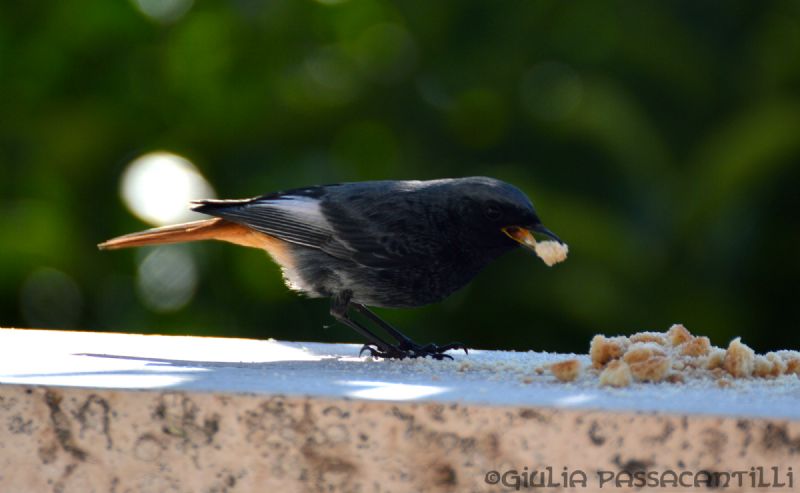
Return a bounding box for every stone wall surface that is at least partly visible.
[3,385,800,492]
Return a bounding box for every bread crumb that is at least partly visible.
[666,324,692,346]
[680,355,702,369]
[629,332,667,345]
[555,325,798,388]
[753,355,773,378]
[623,343,666,363]
[666,373,684,384]
[768,352,787,373]
[753,352,786,378]
[590,335,628,369]
[680,336,711,357]
[710,367,726,379]
[521,376,533,384]
[623,344,670,382]
[550,359,581,382]
[706,348,726,370]
[785,356,800,375]
[633,356,671,382]
[724,337,755,378]
[599,360,632,387]
[534,240,568,267]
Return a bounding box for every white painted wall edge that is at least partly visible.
[1,328,799,419]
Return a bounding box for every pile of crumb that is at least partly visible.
[534,240,568,267]
[549,324,800,387]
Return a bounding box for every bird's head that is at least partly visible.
[443,177,562,255]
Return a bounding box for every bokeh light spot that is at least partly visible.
[121,151,216,227]
[20,268,83,329]
[132,0,194,24]
[136,246,198,313]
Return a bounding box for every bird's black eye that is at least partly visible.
[484,203,503,221]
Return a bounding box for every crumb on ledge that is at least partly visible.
[724,337,755,378]
[550,359,581,382]
[599,360,632,387]
[547,324,800,388]
[590,335,628,369]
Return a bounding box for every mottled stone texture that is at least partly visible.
[1,384,799,492]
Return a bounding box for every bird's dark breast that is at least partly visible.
[287,244,497,308]
[354,258,483,308]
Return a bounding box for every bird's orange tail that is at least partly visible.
[98,218,246,250]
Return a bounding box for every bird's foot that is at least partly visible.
[407,341,469,357]
[359,341,468,360]
[359,344,412,360]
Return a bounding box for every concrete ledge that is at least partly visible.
[1,328,799,492]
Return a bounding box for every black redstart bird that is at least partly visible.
[99,177,562,359]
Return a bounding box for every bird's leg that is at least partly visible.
[351,304,416,348]
[330,292,406,359]
[352,303,468,359]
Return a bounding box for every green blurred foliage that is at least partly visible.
[1,0,799,353]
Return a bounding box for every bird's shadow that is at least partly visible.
[5,342,457,402]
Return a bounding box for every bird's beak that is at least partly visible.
[502,224,564,251]
[531,224,564,244]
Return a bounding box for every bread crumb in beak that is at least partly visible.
[503,226,569,266]
[534,240,569,267]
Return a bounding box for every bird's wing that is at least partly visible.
[193,185,441,267]
[192,189,336,251]
[319,199,439,267]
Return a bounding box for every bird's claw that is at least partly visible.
[416,341,469,356]
[359,344,412,359]
[359,344,384,358]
